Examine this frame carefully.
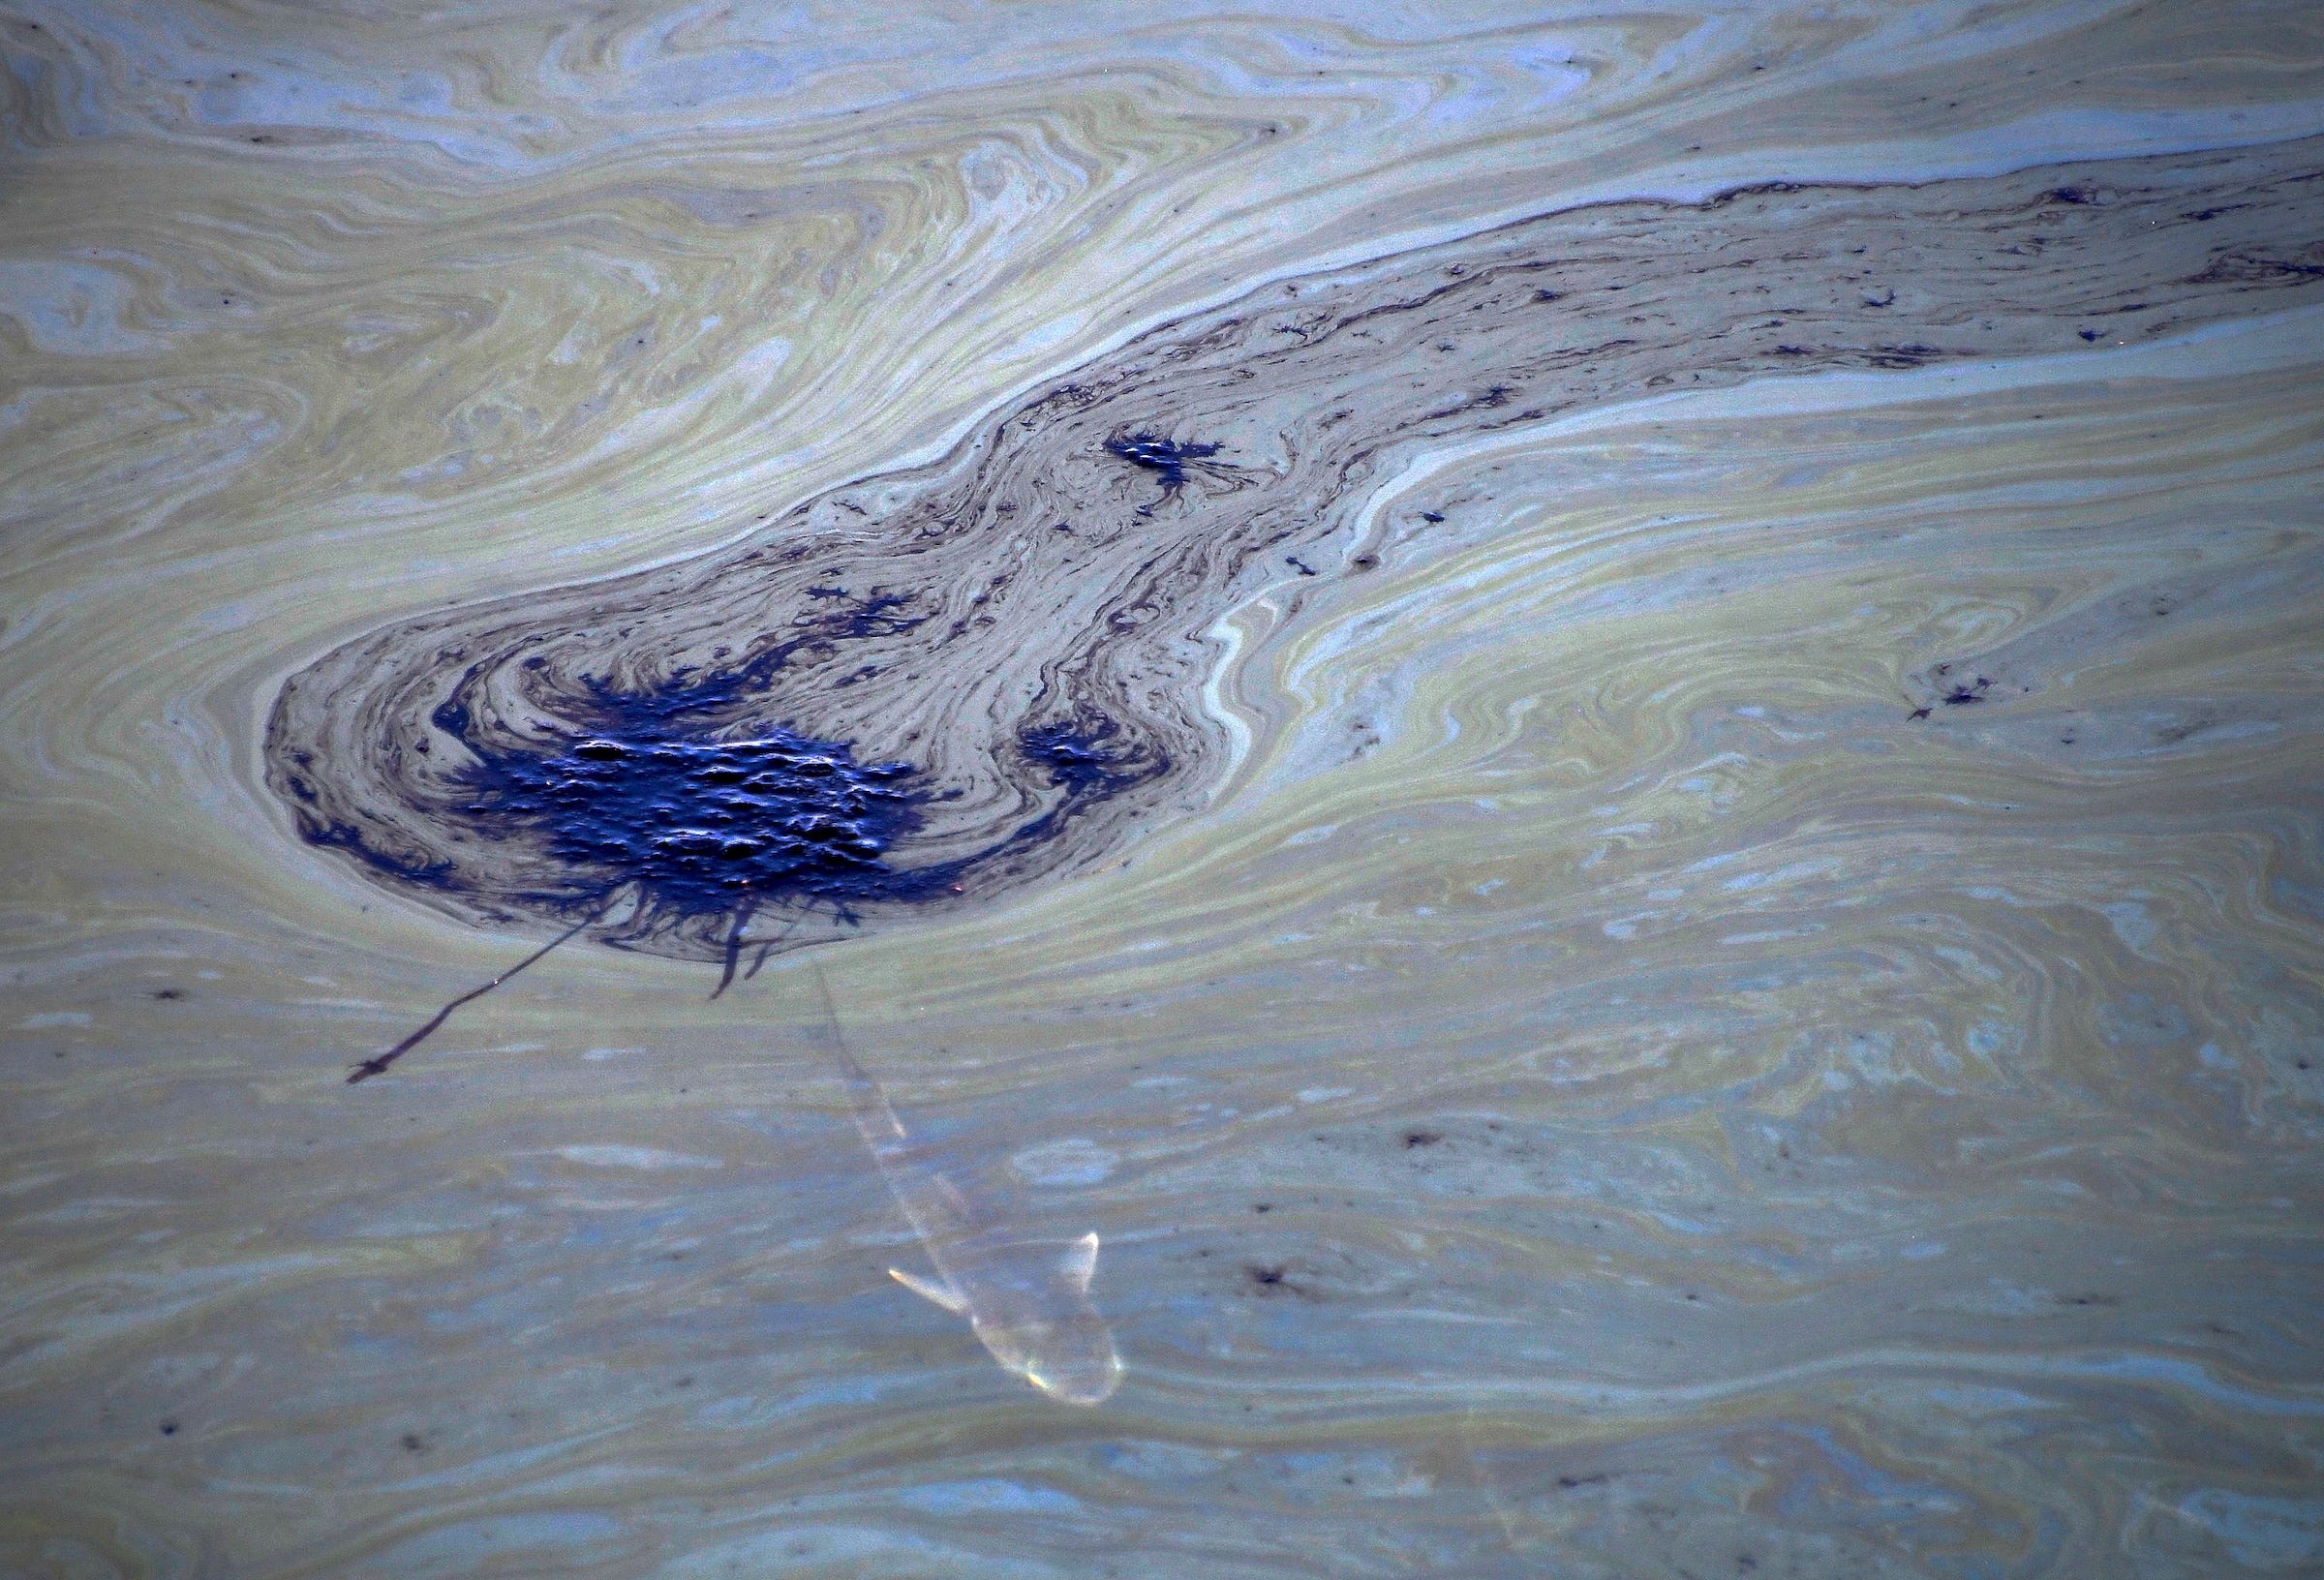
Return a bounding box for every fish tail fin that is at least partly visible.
[889,1265,968,1315]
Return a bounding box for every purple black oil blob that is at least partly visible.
[447,676,934,931]
[324,646,1160,1079]
[1105,430,1222,514]
[426,660,1159,961]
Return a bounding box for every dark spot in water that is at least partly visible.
[436,683,1160,946]
[159,1421,178,1437]
[400,1433,426,1452]
[2044,185,2095,204]
[329,570,1165,965]
[1403,1130,1444,1148]
[443,697,1134,933]
[1104,430,1220,500]
[454,688,935,930]
[1019,715,1160,807]
[150,988,184,1001]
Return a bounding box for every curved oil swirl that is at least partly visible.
[265,136,2324,958]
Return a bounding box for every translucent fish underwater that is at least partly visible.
[806,967,1122,1406]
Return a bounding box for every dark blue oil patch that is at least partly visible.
[1020,715,1161,807]
[1105,431,1220,494]
[372,645,1167,950]
[458,703,941,927]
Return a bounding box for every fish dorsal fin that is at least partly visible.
[1059,1231,1100,1293]
[889,1265,968,1315]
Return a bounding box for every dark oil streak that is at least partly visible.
[348,914,595,1083]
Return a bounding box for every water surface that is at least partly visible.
[4,3,2322,1575]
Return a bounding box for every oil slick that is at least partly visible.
[805,968,1122,1406]
[264,137,2324,970]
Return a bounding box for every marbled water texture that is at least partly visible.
[3,3,2322,1577]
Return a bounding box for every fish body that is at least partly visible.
[810,971,1122,1406]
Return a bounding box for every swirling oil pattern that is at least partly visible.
[265,132,2324,964]
[4,2,2324,1578]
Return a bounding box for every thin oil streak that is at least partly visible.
[347,913,594,1083]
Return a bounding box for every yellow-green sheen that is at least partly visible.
[3,3,2322,1576]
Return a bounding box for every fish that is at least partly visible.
[805,966,1123,1406]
